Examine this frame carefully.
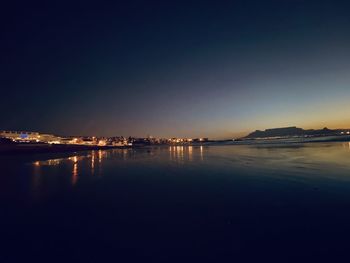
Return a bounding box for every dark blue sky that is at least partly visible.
[2,0,350,138]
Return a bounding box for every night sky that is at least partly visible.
[2,0,350,138]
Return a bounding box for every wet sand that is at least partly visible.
[0,143,130,155]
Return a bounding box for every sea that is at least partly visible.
[1,141,350,262]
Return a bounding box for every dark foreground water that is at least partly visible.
[1,142,350,262]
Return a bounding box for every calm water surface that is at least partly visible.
[1,142,350,262]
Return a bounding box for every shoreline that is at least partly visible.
[0,143,131,155]
[1,135,350,156]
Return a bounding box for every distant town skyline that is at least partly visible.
[1,123,350,140]
[2,1,350,139]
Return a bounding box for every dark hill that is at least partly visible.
[245,126,341,139]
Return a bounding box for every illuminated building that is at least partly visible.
[0,130,61,143]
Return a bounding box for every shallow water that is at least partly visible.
[1,142,350,262]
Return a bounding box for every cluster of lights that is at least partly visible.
[98,140,107,146]
[0,130,132,147]
[167,138,208,144]
[169,138,194,143]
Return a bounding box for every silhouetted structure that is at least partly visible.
[245,126,346,139]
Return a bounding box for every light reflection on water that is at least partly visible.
[30,146,210,189]
[91,150,95,172]
[167,145,208,164]
[200,145,203,161]
[343,142,350,150]
[30,149,136,187]
[30,142,350,169]
[169,146,197,163]
[27,142,350,193]
[3,141,350,261]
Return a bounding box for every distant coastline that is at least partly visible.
[241,126,349,140]
[1,126,350,155]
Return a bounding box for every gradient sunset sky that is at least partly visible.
[2,0,350,138]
